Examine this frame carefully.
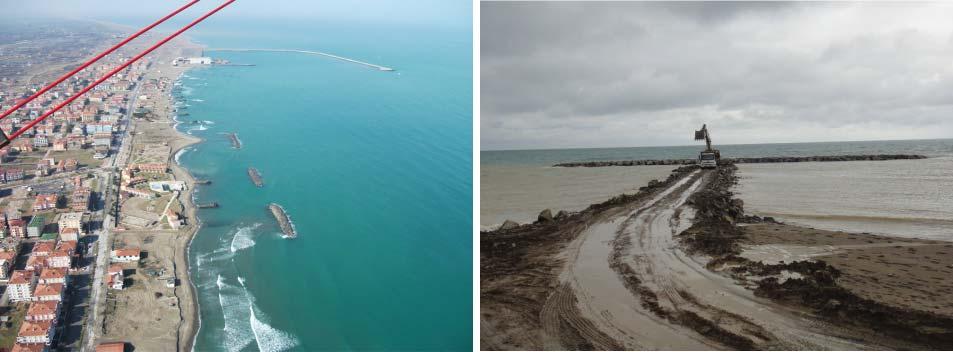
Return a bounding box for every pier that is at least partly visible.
[268,203,297,238]
[197,202,219,209]
[247,167,264,187]
[194,179,211,185]
[206,48,395,71]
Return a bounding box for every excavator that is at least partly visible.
[694,124,720,169]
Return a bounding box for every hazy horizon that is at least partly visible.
[0,0,470,30]
[481,136,953,152]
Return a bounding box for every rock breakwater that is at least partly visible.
[553,154,927,167]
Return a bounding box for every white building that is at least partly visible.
[187,57,212,65]
[32,283,64,302]
[16,320,54,345]
[38,267,67,286]
[107,265,124,290]
[57,212,84,236]
[25,301,60,322]
[8,270,36,302]
[110,248,141,263]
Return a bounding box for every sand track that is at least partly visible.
[552,170,880,350]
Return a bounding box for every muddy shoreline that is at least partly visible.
[481,162,953,350]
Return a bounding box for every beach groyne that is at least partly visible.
[553,154,927,167]
[247,167,263,187]
[268,203,297,238]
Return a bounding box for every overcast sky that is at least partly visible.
[0,0,469,28]
[482,2,953,150]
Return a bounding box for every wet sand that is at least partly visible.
[481,163,953,350]
[741,223,953,317]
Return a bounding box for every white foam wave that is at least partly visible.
[230,223,261,253]
[217,275,254,352]
[202,120,215,125]
[192,98,205,102]
[174,147,190,164]
[250,305,301,352]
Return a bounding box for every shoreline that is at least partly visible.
[481,164,953,350]
[167,64,204,352]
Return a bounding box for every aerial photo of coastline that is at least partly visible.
[481,2,953,350]
[0,0,472,351]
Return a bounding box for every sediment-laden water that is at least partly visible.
[483,139,953,241]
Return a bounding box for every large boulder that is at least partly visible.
[498,220,519,231]
[537,209,554,223]
[555,210,569,219]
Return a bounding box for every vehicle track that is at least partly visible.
[551,169,882,350]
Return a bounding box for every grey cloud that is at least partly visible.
[481,1,953,150]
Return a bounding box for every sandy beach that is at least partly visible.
[92,34,206,351]
[481,163,953,350]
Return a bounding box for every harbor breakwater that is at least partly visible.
[553,154,927,167]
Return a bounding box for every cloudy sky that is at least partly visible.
[482,2,953,150]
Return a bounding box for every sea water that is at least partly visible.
[482,139,953,240]
[176,19,472,351]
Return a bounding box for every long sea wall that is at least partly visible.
[553,154,927,168]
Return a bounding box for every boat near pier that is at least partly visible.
[247,167,264,187]
[268,203,297,238]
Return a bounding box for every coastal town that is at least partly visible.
[0,22,207,351]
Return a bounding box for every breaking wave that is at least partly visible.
[230,223,260,253]
[217,275,254,352]
[250,305,301,352]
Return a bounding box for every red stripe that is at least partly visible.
[9,0,237,141]
[0,0,200,122]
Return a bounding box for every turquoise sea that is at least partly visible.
[174,19,471,351]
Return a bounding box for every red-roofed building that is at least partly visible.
[9,219,26,238]
[46,250,71,269]
[32,194,58,211]
[32,283,64,302]
[107,264,124,290]
[9,270,36,302]
[25,301,60,322]
[16,320,54,345]
[136,163,167,173]
[11,343,49,352]
[56,240,77,256]
[95,342,125,352]
[31,241,56,256]
[110,248,140,263]
[38,267,67,285]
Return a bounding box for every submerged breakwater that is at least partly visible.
[553,154,927,167]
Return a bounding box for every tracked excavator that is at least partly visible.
[694,124,720,169]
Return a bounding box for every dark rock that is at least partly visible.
[537,209,554,223]
[498,220,519,231]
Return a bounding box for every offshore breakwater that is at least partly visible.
[553,154,927,167]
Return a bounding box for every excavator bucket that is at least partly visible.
[694,130,706,140]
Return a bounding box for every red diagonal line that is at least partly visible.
[7,0,237,143]
[0,0,200,122]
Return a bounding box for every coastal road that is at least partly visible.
[546,170,880,350]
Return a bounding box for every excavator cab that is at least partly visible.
[694,124,720,169]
